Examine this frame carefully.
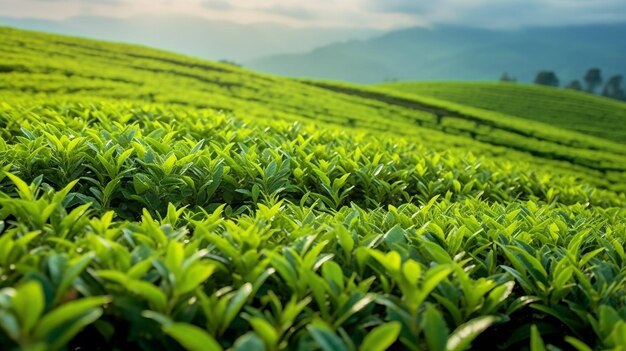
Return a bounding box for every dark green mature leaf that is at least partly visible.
[0,307,21,340]
[48,308,104,351]
[383,224,407,248]
[423,305,449,351]
[222,283,253,333]
[308,324,348,351]
[54,253,95,304]
[234,332,266,351]
[33,296,110,339]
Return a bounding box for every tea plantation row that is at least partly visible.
[0,27,625,351]
[2,27,626,193]
[379,82,626,143]
[0,101,625,350]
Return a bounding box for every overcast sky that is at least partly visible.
[1,0,626,29]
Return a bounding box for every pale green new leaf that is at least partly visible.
[164,322,223,351]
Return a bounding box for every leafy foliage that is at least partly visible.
[2,26,626,195]
[0,102,624,350]
[0,27,625,351]
[379,81,626,144]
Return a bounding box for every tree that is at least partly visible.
[584,68,602,93]
[218,59,241,67]
[534,71,559,87]
[566,80,583,91]
[602,75,625,100]
[500,72,516,82]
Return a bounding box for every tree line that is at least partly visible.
[500,69,625,101]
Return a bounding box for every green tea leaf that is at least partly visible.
[13,280,45,334]
[530,325,547,351]
[248,317,278,347]
[48,308,104,351]
[34,296,110,340]
[234,332,266,351]
[308,324,348,351]
[446,316,498,351]
[564,337,593,351]
[222,283,253,333]
[423,305,448,351]
[359,321,401,351]
[164,322,223,351]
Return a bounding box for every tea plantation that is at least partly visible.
[0,27,625,351]
[378,81,626,144]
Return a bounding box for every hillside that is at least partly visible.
[0,27,625,351]
[379,82,626,143]
[2,27,626,194]
[247,24,626,83]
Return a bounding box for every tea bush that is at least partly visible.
[0,27,625,351]
[2,26,626,193]
[379,82,626,143]
[0,101,625,350]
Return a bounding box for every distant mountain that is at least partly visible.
[246,25,626,83]
[0,15,381,62]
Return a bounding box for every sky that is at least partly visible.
[1,0,626,29]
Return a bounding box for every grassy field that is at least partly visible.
[0,27,625,351]
[378,81,626,143]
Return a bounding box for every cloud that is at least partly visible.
[202,0,232,11]
[365,0,626,27]
[31,0,122,3]
[254,4,318,20]
[1,0,626,28]
[366,0,436,14]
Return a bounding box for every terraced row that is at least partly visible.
[0,101,624,350]
[379,82,626,143]
[2,27,626,194]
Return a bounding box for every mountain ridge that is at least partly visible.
[0,14,381,62]
[247,23,626,83]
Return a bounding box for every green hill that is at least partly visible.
[379,81,626,143]
[303,80,626,193]
[0,27,625,351]
[2,27,626,193]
